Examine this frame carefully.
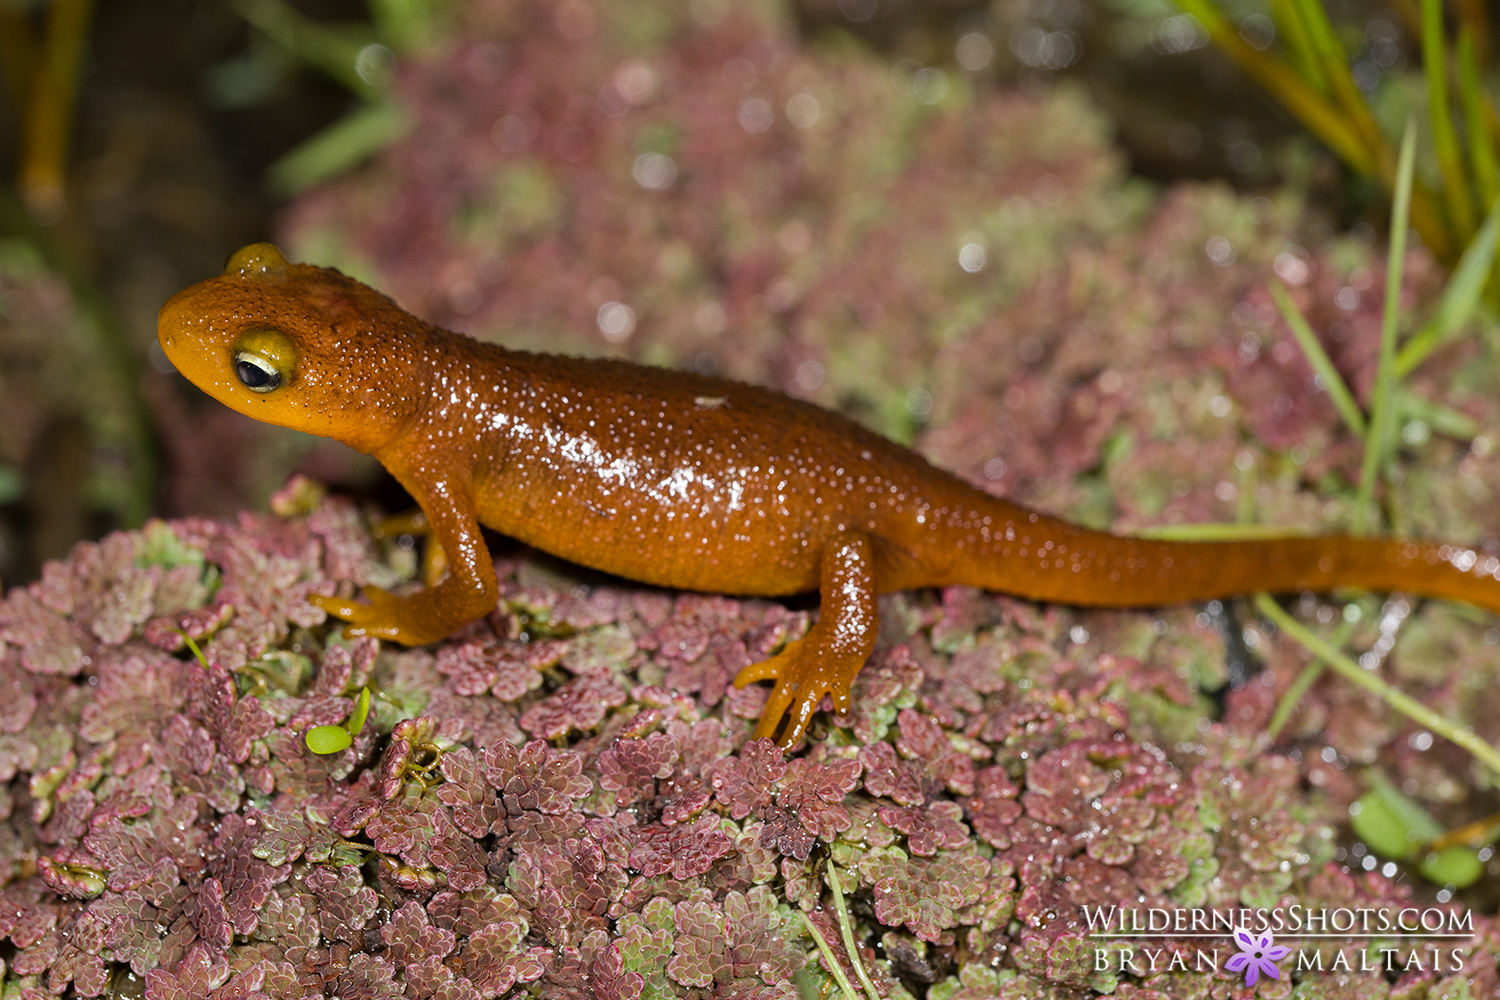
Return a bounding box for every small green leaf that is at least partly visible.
[1351,791,1421,860]
[348,687,372,736]
[1366,772,1445,841]
[1418,846,1484,887]
[1351,772,1446,863]
[306,725,353,754]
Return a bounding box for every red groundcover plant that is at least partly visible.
[0,482,1496,998]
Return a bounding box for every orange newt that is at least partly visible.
[158,244,1500,745]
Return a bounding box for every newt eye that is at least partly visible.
[231,328,297,394]
[234,352,281,392]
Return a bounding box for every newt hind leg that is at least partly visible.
[733,531,879,747]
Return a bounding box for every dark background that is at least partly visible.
[0,0,1375,586]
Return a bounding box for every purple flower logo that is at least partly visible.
[1226,928,1290,987]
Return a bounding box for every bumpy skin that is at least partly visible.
[160,245,1500,745]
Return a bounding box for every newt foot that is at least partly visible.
[733,628,862,748]
[311,587,450,646]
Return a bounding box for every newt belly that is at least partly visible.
[157,244,1500,746]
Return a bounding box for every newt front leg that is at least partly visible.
[313,471,496,646]
[735,531,880,747]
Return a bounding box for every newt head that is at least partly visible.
[157,242,427,455]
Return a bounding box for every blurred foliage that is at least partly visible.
[0,0,93,223]
[1173,0,1500,285]
[0,0,159,581]
[208,0,455,194]
[0,190,155,560]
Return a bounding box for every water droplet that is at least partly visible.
[958,243,987,272]
[1205,235,1235,266]
[737,97,773,134]
[785,92,820,128]
[956,32,994,71]
[597,302,636,342]
[632,153,677,190]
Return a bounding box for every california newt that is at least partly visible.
[158,244,1500,745]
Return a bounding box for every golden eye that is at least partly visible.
[234,352,281,392]
[232,328,297,394]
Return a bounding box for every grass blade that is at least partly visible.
[1167,0,1374,174]
[826,866,883,1000]
[798,913,860,1000]
[1459,32,1500,209]
[1255,594,1500,775]
[1396,386,1480,439]
[18,0,92,222]
[1423,0,1477,241]
[1268,0,1328,93]
[1290,0,1390,158]
[233,0,380,97]
[266,100,410,196]
[1132,523,1312,541]
[1268,280,1367,437]
[1354,119,1416,536]
[1285,0,1451,260]
[1453,0,1490,64]
[1266,614,1357,738]
[1395,192,1500,376]
[1171,0,1454,259]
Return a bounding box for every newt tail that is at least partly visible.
[740,480,1500,745]
[933,504,1500,613]
[157,244,1500,748]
